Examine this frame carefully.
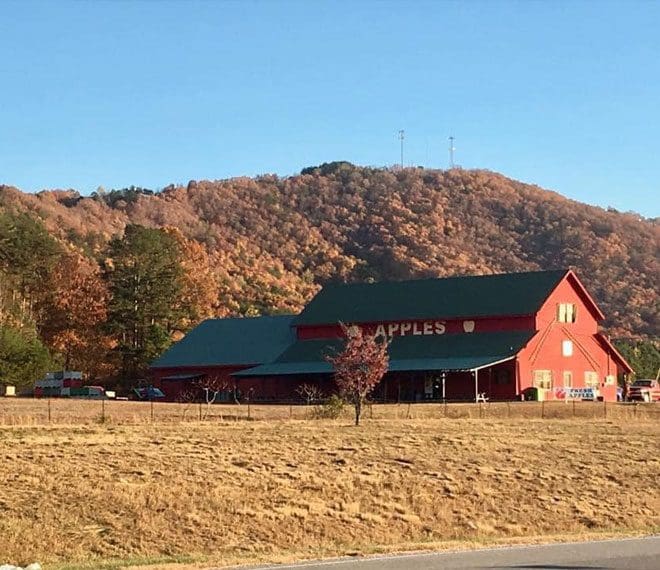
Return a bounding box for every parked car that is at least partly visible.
[131,386,165,401]
[627,379,660,402]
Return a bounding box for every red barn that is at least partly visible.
[152,270,632,402]
[150,316,295,401]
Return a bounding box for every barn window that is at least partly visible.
[562,340,573,357]
[584,371,599,387]
[566,303,576,322]
[533,370,553,390]
[557,303,577,323]
[563,371,573,387]
[557,303,566,322]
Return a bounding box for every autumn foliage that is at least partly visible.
[0,164,658,387]
[326,324,389,425]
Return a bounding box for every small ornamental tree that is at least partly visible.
[296,383,324,405]
[195,374,232,419]
[326,324,389,426]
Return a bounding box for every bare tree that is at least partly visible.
[326,324,389,426]
[176,388,197,420]
[195,374,232,419]
[296,383,324,405]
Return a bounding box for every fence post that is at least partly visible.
[101,398,106,423]
[48,398,51,423]
[541,401,545,419]
[150,399,154,422]
[199,402,202,421]
[603,401,607,419]
[572,400,576,418]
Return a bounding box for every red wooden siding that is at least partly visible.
[517,274,627,401]
[297,315,536,340]
[150,271,630,403]
[151,365,248,402]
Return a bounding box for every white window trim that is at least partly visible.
[557,303,577,323]
[533,370,553,390]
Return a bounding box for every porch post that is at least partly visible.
[474,369,479,402]
[441,372,446,402]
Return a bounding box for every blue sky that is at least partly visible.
[1,0,658,216]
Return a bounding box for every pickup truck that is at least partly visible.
[627,379,660,402]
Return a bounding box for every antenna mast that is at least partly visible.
[449,136,455,168]
[398,129,405,169]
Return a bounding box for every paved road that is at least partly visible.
[235,536,660,570]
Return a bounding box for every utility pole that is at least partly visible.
[398,130,405,169]
[449,136,455,168]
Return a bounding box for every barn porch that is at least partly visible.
[234,331,532,403]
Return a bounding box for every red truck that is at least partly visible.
[627,379,660,402]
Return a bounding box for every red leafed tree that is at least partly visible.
[326,324,389,426]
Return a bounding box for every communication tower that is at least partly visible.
[449,136,455,168]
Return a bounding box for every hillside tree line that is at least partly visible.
[0,164,658,387]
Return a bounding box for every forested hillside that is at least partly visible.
[1,164,658,384]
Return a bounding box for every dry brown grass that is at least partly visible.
[0,414,658,570]
[1,398,659,426]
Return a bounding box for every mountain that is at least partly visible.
[1,163,658,339]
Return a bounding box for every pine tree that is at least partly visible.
[105,225,185,380]
[0,325,54,388]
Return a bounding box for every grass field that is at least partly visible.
[1,397,659,425]
[0,407,658,570]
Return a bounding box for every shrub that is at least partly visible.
[311,394,346,419]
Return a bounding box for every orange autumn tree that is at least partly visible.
[326,324,389,426]
[38,252,114,379]
[163,227,218,333]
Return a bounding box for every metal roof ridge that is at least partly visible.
[200,314,297,323]
[317,268,569,289]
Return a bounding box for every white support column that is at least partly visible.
[442,372,446,402]
[474,369,479,403]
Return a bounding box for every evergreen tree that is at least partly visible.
[614,339,660,379]
[0,325,54,388]
[105,225,185,380]
[0,212,63,326]
[0,212,63,293]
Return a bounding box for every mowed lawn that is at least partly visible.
[1,417,658,569]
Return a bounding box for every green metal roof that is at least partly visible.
[151,315,296,368]
[294,270,568,326]
[234,330,535,377]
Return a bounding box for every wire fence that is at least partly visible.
[0,397,659,426]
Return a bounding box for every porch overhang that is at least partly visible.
[234,331,532,378]
[160,373,205,381]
